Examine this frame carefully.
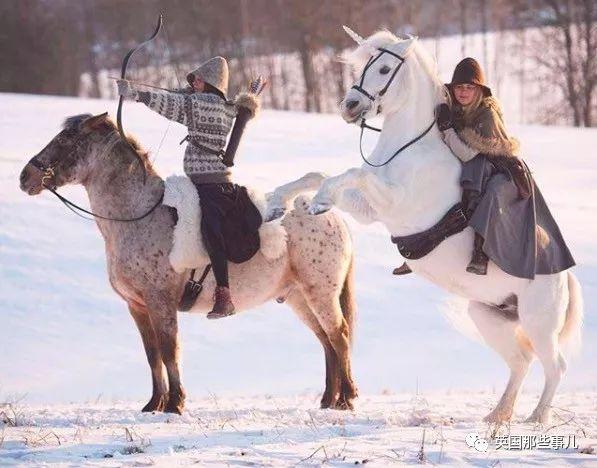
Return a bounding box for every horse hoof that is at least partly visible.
[524,410,550,425]
[164,394,185,415]
[320,395,337,409]
[164,404,184,415]
[265,207,286,222]
[309,202,331,215]
[333,397,354,411]
[141,395,167,413]
[483,409,511,423]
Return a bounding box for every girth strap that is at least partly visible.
[391,203,468,260]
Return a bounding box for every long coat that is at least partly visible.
[454,97,575,279]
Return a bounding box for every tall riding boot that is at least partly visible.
[393,262,412,275]
[208,286,235,319]
[466,232,489,275]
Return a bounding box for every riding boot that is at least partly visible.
[461,188,481,219]
[466,232,489,275]
[393,262,412,275]
[204,239,235,319]
[207,286,236,319]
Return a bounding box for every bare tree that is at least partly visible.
[459,0,468,56]
[525,0,596,126]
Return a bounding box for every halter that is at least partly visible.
[351,47,435,168]
[29,131,163,222]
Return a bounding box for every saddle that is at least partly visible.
[162,176,288,311]
[162,175,287,273]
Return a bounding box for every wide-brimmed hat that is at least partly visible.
[447,57,492,97]
[186,56,229,97]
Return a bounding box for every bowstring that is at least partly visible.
[149,18,184,165]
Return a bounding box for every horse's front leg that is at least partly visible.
[265,172,327,222]
[146,291,186,414]
[310,168,402,216]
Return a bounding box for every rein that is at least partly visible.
[30,132,163,223]
[41,183,163,223]
[352,47,435,168]
[358,119,435,168]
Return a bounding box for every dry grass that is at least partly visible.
[22,429,63,447]
[0,394,27,427]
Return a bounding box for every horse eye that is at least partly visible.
[380,65,391,75]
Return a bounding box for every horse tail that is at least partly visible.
[559,271,583,355]
[340,254,357,347]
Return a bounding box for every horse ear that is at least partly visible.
[403,34,418,47]
[396,34,418,56]
[81,112,109,132]
[342,25,364,45]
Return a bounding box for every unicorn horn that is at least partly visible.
[342,25,364,45]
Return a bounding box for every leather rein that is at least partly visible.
[352,47,435,168]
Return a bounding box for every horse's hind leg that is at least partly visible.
[286,289,341,408]
[468,301,533,423]
[146,293,186,414]
[128,302,168,412]
[305,294,357,410]
[519,275,568,424]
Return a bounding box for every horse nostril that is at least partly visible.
[346,100,359,110]
[20,170,29,185]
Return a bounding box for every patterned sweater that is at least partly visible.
[136,89,237,183]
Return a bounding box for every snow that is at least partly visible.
[1,392,596,466]
[1,93,596,465]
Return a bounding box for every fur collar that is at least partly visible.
[458,127,520,156]
[457,96,520,157]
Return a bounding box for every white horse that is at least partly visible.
[266,28,583,424]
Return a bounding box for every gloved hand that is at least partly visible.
[493,156,532,199]
[435,103,453,131]
[116,79,138,100]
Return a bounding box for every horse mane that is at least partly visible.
[62,113,152,171]
[410,41,448,105]
[342,29,447,106]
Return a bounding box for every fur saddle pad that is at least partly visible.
[162,175,287,273]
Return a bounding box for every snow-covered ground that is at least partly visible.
[1,392,595,466]
[1,93,596,465]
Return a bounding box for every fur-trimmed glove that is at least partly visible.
[116,79,138,100]
[435,103,453,132]
[492,156,532,199]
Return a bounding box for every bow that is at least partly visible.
[116,14,163,182]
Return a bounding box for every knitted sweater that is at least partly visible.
[137,89,237,183]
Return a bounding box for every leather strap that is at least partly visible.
[391,203,468,260]
[189,264,212,285]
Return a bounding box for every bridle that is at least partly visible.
[29,130,163,222]
[352,47,406,102]
[351,47,435,168]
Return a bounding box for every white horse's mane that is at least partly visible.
[342,29,446,105]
